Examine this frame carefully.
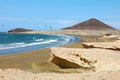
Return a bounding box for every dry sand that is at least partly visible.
[51,47,120,72]
[0,46,120,80]
[0,30,120,80]
[20,30,120,36]
[0,69,120,80]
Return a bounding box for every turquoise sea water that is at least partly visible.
[0,33,80,55]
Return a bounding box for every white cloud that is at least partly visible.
[0,17,27,21]
[0,17,77,30]
[42,19,76,25]
[0,17,75,25]
[108,21,120,29]
[53,20,75,25]
[101,18,120,29]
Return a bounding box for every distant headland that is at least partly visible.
[8,28,33,33]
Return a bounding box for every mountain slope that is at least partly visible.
[63,18,117,30]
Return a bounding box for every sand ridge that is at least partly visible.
[50,47,120,72]
[0,47,120,80]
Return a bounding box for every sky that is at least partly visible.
[0,0,120,32]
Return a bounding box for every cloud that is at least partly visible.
[104,20,120,29]
[42,19,76,25]
[0,17,26,21]
[0,17,75,25]
[108,21,120,29]
[100,18,120,29]
[53,20,75,25]
[0,17,77,30]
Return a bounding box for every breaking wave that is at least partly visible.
[0,34,80,55]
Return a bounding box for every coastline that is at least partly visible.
[0,34,80,55]
[0,31,106,69]
[0,30,120,80]
[0,30,119,69]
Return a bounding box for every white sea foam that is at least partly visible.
[0,34,80,55]
[62,35,74,43]
[0,39,57,50]
[0,42,26,50]
[35,39,43,41]
[12,42,25,45]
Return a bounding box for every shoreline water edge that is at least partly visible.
[0,33,80,55]
[0,30,120,80]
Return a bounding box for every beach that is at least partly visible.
[0,30,120,80]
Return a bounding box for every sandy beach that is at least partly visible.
[0,30,120,80]
[1,0,120,79]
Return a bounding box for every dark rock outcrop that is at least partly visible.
[8,28,33,33]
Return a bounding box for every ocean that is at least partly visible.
[0,33,80,55]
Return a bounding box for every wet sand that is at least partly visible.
[0,49,51,69]
[0,30,120,80]
[0,34,113,69]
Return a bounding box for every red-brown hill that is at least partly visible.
[63,18,117,30]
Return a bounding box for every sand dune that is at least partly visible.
[50,47,120,72]
[1,30,120,80]
[0,47,120,80]
[0,69,120,80]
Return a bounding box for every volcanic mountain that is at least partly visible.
[63,18,117,30]
[8,28,33,33]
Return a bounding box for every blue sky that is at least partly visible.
[0,0,120,31]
